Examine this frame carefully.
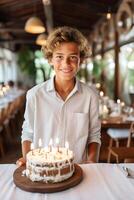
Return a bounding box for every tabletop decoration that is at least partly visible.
[55,137,60,152]
[38,138,42,153]
[100,91,104,97]
[117,99,121,114]
[49,138,53,152]
[65,141,69,155]
[30,143,34,155]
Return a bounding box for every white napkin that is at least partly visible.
[109,112,120,117]
[126,116,134,121]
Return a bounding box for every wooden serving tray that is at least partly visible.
[13,164,83,193]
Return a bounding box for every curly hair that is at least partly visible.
[42,26,90,62]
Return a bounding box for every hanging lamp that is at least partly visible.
[24,16,45,34]
[36,33,47,46]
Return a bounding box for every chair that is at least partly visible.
[107,122,134,163]
[107,128,130,148]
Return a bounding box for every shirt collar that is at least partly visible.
[46,76,81,93]
[46,76,55,92]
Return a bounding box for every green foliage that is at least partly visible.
[92,59,106,81]
[128,69,134,85]
[77,67,88,81]
[34,50,52,83]
[126,50,134,85]
[17,46,36,79]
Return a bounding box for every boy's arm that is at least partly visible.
[22,140,31,160]
[16,140,31,166]
[17,90,34,166]
[87,142,100,163]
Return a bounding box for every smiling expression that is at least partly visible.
[50,42,81,82]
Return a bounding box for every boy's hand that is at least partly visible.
[16,157,26,167]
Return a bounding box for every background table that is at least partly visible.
[0,163,134,200]
[101,117,131,129]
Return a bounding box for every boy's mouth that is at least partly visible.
[60,68,73,73]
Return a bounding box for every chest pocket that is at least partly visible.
[67,112,89,141]
[74,112,89,133]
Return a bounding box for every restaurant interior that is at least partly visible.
[0,0,134,164]
[0,0,134,199]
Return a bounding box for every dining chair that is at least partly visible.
[107,122,134,163]
[107,128,130,148]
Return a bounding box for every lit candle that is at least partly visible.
[102,105,109,118]
[100,91,104,97]
[117,99,121,114]
[0,90,4,97]
[65,141,69,155]
[38,138,42,153]
[31,143,34,155]
[56,137,59,152]
[2,86,7,95]
[121,102,125,107]
[96,83,101,89]
[49,138,53,152]
[117,99,121,104]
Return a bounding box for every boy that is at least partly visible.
[17,26,101,166]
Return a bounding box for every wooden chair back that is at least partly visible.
[127,122,134,147]
[108,121,134,163]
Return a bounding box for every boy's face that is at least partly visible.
[50,42,81,82]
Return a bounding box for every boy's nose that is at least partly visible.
[63,57,70,65]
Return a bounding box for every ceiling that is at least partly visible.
[0,0,123,51]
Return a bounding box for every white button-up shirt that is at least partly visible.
[22,76,101,163]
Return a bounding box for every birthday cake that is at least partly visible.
[25,147,74,183]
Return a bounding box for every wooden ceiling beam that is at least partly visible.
[52,0,119,14]
[42,0,53,33]
[0,39,35,44]
[0,28,25,33]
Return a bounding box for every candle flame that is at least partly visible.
[49,138,53,146]
[65,141,69,149]
[31,143,34,150]
[38,138,42,148]
[56,137,59,145]
[100,91,104,97]
[117,99,120,104]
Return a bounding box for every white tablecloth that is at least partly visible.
[0,164,134,200]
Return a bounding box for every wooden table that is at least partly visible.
[101,116,131,129]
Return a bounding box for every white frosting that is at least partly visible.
[26,147,74,183]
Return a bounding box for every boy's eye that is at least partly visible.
[69,56,78,61]
[55,56,63,60]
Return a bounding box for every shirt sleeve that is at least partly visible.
[87,91,101,145]
[21,90,35,143]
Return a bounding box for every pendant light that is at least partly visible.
[36,33,47,46]
[24,16,45,34]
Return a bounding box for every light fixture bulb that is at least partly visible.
[25,16,45,34]
[106,13,111,20]
[36,33,47,46]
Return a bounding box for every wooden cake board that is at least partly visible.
[13,164,83,193]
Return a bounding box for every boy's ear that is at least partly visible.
[48,58,52,65]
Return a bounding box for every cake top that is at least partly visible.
[27,147,74,164]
